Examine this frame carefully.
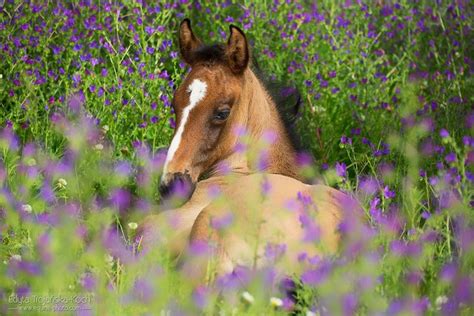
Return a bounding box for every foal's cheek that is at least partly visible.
[203,124,224,151]
[193,126,225,171]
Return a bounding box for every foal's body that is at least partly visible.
[140,172,344,281]
[138,19,349,283]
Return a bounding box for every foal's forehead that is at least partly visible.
[176,65,240,102]
[186,65,227,84]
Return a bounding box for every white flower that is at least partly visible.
[0,74,3,79]
[94,143,104,151]
[270,296,283,308]
[241,291,255,304]
[21,204,33,213]
[102,125,109,132]
[10,254,22,261]
[435,296,448,310]
[306,311,320,316]
[128,222,138,230]
[57,178,67,188]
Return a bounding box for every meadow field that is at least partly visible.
[0,1,473,315]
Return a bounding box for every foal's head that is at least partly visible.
[160,19,300,200]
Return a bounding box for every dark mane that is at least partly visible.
[251,60,303,152]
[192,44,303,152]
[192,44,227,65]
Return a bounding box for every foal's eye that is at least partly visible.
[213,109,231,122]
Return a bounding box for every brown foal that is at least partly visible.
[138,19,350,284]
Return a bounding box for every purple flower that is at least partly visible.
[40,184,56,204]
[16,285,31,298]
[301,260,331,285]
[261,177,271,195]
[296,152,313,167]
[297,191,313,206]
[257,150,270,171]
[115,161,132,177]
[335,162,347,178]
[264,243,287,262]
[343,293,358,315]
[102,228,133,264]
[158,71,170,82]
[37,233,52,263]
[18,260,42,275]
[445,152,456,163]
[340,135,352,145]
[406,270,422,285]
[440,262,457,282]
[188,240,213,256]
[145,26,154,35]
[168,117,176,129]
[97,87,104,97]
[390,240,421,257]
[466,112,474,129]
[359,177,379,196]
[210,212,234,230]
[110,188,131,213]
[463,136,473,147]
[132,278,154,303]
[215,265,252,290]
[81,273,96,291]
[383,186,396,199]
[298,212,320,242]
[192,286,210,310]
[440,129,449,138]
[72,73,81,85]
[146,46,155,54]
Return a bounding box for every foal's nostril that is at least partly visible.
[159,173,196,202]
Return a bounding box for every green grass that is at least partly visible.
[0,1,473,315]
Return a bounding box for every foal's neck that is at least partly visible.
[228,69,300,180]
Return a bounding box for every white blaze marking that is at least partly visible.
[163,79,208,177]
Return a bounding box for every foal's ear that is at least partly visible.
[179,19,202,65]
[226,25,249,74]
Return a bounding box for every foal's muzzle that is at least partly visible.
[159,172,196,202]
